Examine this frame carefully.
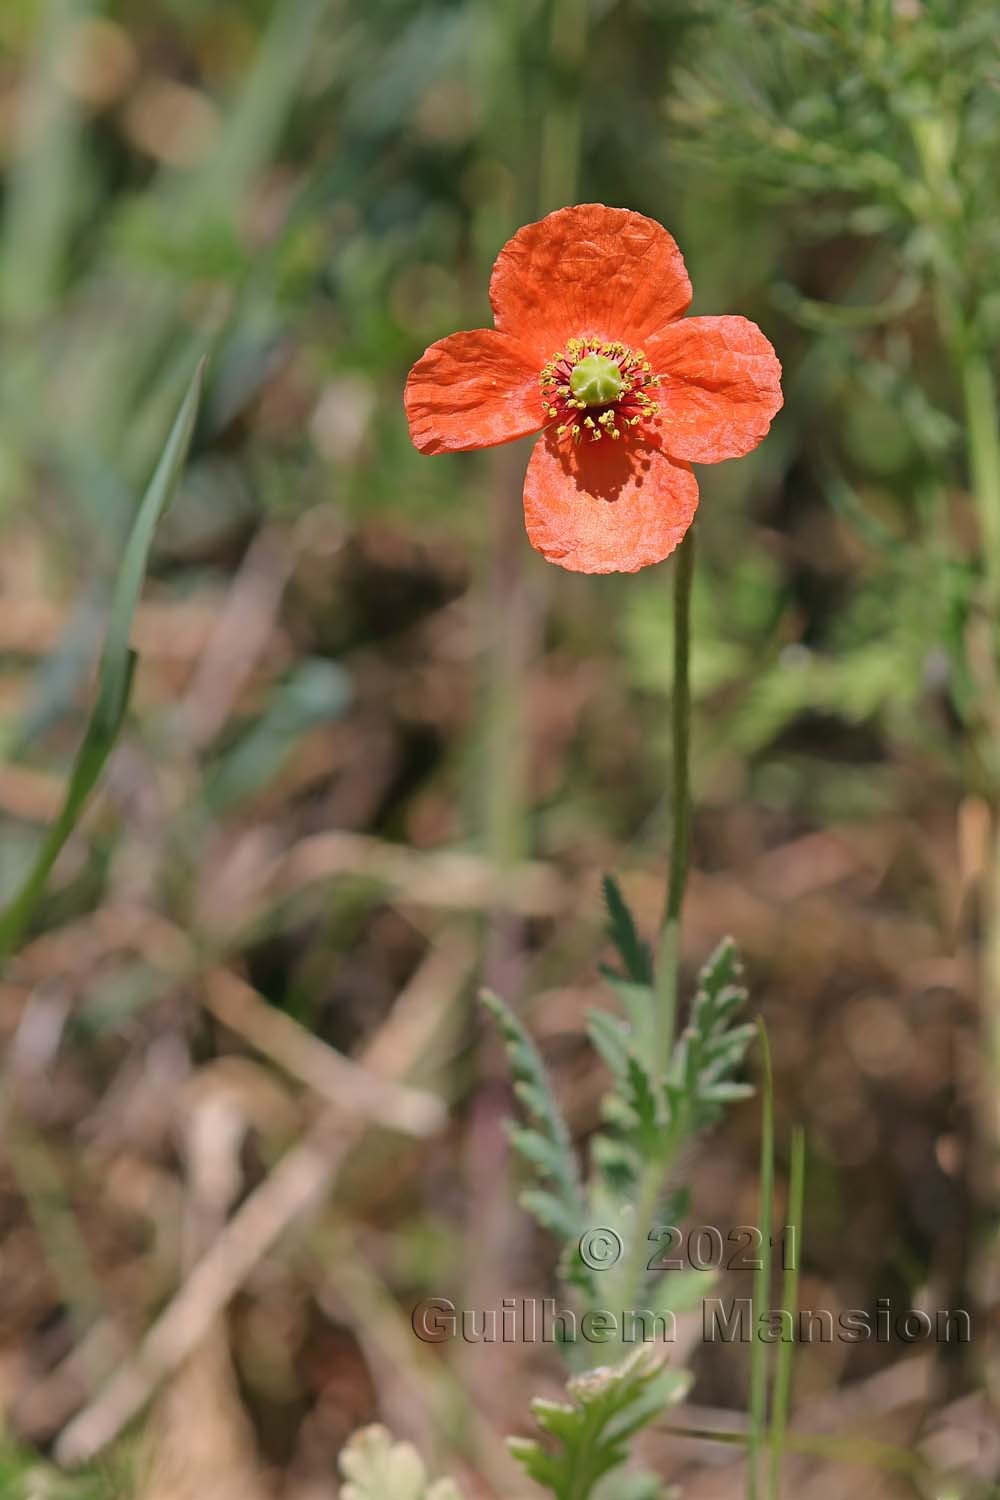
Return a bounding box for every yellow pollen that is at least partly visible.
[538,336,659,444]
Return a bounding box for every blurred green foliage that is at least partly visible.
[3,0,996,846]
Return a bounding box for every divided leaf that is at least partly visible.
[667,937,754,1132]
[587,1007,665,1198]
[590,933,754,1215]
[481,990,587,1270]
[508,1348,690,1500]
[626,1055,665,1152]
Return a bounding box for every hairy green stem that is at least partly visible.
[615,533,697,1324]
[655,527,696,1072]
[613,1114,683,1333]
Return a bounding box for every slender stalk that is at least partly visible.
[481,443,537,998]
[616,532,697,1323]
[655,527,696,1072]
[615,1114,683,1332]
[748,1019,774,1500]
[768,1125,806,1498]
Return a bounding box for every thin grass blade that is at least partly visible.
[0,360,205,965]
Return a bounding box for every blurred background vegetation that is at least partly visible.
[0,0,998,1495]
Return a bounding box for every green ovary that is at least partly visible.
[569,353,624,407]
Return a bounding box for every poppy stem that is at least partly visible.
[655,525,695,1073]
[618,540,696,1321]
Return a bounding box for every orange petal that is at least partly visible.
[522,430,699,574]
[645,316,782,464]
[490,204,692,363]
[405,329,544,453]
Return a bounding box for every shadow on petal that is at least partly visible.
[523,429,699,574]
[554,430,662,503]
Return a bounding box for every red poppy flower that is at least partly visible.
[404,204,783,574]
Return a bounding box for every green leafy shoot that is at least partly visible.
[507,1347,690,1500]
[485,888,759,1370]
[589,933,752,1207]
[666,937,755,1133]
[0,359,205,966]
[480,990,588,1275]
[587,1009,665,1197]
[338,1424,462,1500]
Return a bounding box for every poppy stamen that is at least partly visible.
[539,337,659,445]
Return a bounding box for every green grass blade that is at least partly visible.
[0,360,205,965]
[747,1018,774,1500]
[768,1125,806,1498]
[97,359,205,731]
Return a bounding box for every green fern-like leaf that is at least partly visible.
[507,1348,690,1500]
[338,1425,462,1500]
[626,1055,665,1151]
[587,1009,631,1082]
[587,1005,667,1196]
[481,990,589,1279]
[589,1131,642,1197]
[667,937,754,1131]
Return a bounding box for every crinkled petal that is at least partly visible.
[522,430,699,574]
[645,315,782,464]
[405,329,544,454]
[490,204,692,364]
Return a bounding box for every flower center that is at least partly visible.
[569,353,624,406]
[539,337,659,444]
